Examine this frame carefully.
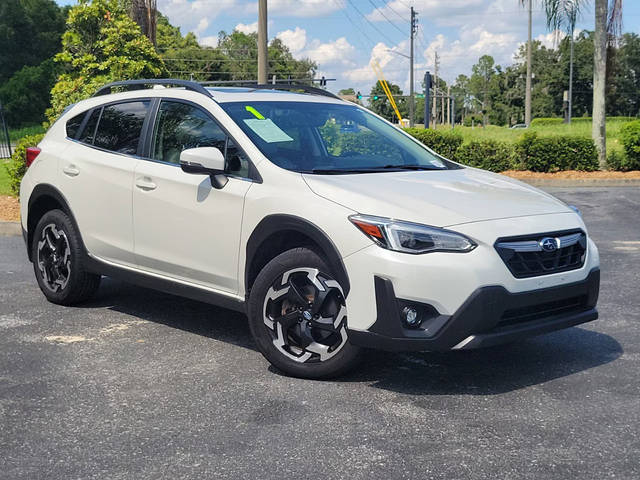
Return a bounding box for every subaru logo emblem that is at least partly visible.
[302,310,313,321]
[539,237,559,252]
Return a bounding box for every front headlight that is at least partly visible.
[349,214,477,254]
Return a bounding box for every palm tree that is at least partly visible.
[519,0,533,127]
[542,0,623,167]
[542,1,584,124]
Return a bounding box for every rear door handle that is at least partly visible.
[135,177,157,191]
[63,165,80,177]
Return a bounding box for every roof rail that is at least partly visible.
[200,81,341,100]
[93,79,212,98]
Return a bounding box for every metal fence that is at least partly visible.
[0,101,11,159]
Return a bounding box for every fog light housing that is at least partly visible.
[402,306,421,328]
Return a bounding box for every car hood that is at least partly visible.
[302,167,572,227]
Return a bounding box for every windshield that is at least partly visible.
[220,101,455,174]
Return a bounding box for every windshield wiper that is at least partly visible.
[380,164,443,171]
[306,165,444,174]
[308,168,382,174]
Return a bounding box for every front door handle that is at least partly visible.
[135,177,157,191]
[63,165,80,177]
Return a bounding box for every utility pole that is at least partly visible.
[568,25,574,124]
[257,0,268,85]
[525,0,532,126]
[409,7,417,127]
[433,52,439,128]
[447,85,451,125]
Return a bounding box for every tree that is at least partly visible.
[217,31,316,82]
[0,0,67,83]
[541,0,585,123]
[156,14,229,81]
[46,0,166,124]
[469,55,500,126]
[541,0,623,166]
[607,33,640,116]
[368,81,406,122]
[338,88,356,96]
[0,60,58,128]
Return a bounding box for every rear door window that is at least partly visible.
[93,101,150,155]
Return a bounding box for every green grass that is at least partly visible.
[8,124,45,143]
[0,160,12,196]
[438,118,631,154]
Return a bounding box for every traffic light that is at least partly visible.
[356,91,362,100]
[373,95,379,100]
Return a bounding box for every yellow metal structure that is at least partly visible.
[371,61,403,124]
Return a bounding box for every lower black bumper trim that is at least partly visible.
[348,268,600,352]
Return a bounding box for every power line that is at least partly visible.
[380,0,410,22]
[332,0,377,49]
[345,0,402,46]
[367,0,407,36]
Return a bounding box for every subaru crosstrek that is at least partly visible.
[19,80,600,378]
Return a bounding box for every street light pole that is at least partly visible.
[258,0,268,85]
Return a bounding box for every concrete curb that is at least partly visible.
[510,178,640,188]
[0,221,21,237]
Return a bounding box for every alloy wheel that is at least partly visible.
[263,268,348,363]
[36,224,72,292]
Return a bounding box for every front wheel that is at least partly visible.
[248,248,361,379]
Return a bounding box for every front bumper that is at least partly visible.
[347,267,600,352]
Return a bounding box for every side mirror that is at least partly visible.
[179,147,228,189]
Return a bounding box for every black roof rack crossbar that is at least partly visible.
[93,79,212,98]
[199,81,341,100]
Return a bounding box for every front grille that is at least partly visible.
[495,230,587,278]
[498,295,588,329]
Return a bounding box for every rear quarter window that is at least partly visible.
[66,112,87,139]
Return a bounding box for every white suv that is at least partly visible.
[20,80,600,378]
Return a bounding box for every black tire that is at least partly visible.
[31,209,101,305]
[248,247,361,379]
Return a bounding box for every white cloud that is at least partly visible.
[245,0,343,17]
[304,37,356,67]
[195,18,209,35]
[276,27,307,53]
[199,36,219,48]
[235,21,259,34]
[158,0,238,35]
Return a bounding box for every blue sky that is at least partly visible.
[55,0,640,95]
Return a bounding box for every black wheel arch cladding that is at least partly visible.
[245,214,351,297]
[26,184,85,262]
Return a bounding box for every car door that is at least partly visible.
[132,99,253,294]
[59,100,150,266]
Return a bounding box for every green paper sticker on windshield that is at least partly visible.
[243,118,293,143]
[245,105,265,119]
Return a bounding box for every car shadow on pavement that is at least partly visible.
[338,327,623,396]
[80,277,256,351]
[82,278,622,396]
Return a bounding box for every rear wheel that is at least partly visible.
[248,248,361,379]
[32,209,101,305]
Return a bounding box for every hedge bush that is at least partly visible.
[455,140,516,172]
[619,120,640,170]
[530,116,636,127]
[5,133,45,195]
[404,128,463,160]
[516,132,598,172]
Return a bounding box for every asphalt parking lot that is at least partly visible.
[1,187,639,479]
